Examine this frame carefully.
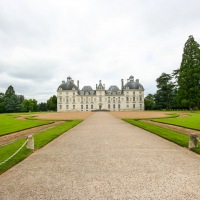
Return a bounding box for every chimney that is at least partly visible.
[62,80,65,84]
[96,84,98,89]
[136,79,139,83]
[99,80,101,84]
[121,79,124,90]
[103,84,105,89]
[127,79,129,83]
[72,80,74,84]
[77,80,79,89]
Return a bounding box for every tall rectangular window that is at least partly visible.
[73,105,75,109]
[133,104,135,109]
[81,105,83,109]
[91,105,93,109]
[66,105,68,109]
[108,104,110,109]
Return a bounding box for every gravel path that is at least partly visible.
[1,112,200,199]
[0,121,64,146]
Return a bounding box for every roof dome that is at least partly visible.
[124,80,144,90]
[82,86,93,92]
[108,85,120,93]
[57,78,78,91]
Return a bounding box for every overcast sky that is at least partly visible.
[0,0,200,102]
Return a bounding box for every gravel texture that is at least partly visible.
[1,112,200,199]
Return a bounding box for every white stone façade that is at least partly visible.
[57,76,144,112]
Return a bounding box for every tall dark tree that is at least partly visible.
[175,35,200,110]
[154,72,175,110]
[4,86,22,112]
[47,95,57,111]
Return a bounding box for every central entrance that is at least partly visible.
[98,103,103,110]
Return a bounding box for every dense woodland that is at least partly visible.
[0,86,57,113]
[0,35,200,113]
[145,35,200,111]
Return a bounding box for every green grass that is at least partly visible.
[124,119,189,147]
[0,114,53,136]
[0,120,82,174]
[124,119,200,154]
[153,113,200,131]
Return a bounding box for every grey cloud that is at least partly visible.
[0,0,200,102]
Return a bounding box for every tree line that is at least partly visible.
[145,35,200,111]
[0,85,57,113]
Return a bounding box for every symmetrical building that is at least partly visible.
[57,76,144,112]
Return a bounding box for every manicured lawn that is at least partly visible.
[0,120,82,174]
[124,119,200,154]
[153,113,200,131]
[0,114,53,136]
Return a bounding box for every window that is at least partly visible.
[60,98,62,103]
[126,97,129,102]
[81,105,83,109]
[108,104,110,109]
[140,104,142,109]
[133,97,135,101]
[133,104,135,109]
[66,97,69,103]
[140,97,142,102]
[91,105,93,109]
[73,98,75,103]
[113,104,115,109]
[60,105,62,109]
[127,105,129,108]
[73,105,75,109]
[99,97,102,102]
[133,92,135,95]
[86,105,88,109]
[66,105,68,109]
[118,104,120,109]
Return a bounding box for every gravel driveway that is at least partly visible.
[1,112,200,199]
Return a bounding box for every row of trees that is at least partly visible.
[145,35,200,110]
[0,85,57,113]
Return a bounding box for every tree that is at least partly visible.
[154,72,175,110]
[175,35,200,110]
[47,95,57,111]
[38,102,47,111]
[0,92,5,113]
[22,99,38,112]
[4,85,22,112]
[144,94,155,110]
